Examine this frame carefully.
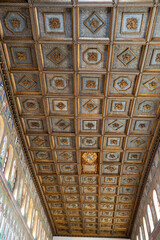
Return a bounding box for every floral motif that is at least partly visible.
[114,103,123,110]
[126,178,134,183]
[66,177,73,182]
[83,100,98,112]
[118,80,128,89]
[53,52,63,62]
[138,123,146,128]
[31,122,40,128]
[49,18,60,29]
[107,178,114,182]
[55,79,65,88]
[110,139,117,145]
[112,123,120,128]
[85,122,95,129]
[143,104,151,110]
[86,139,94,144]
[126,18,138,29]
[131,154,138,159]
[128,166,135,171]
[86,81,96,88]
[17,52,27,61]
[88,53,97,61]
[27,102,36,109]
[56,102,66,110]
[61,138,68,144]
[148,81,157,88]
[105,166,115,172]
[122,53,131,62]
[87,103,94,109]
[56,120,70,130]
[90,18,99,28]
[23,79,31,87]
[11,18,20,28]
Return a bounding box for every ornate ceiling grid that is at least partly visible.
[0,0,160,238]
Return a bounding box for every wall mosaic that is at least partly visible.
[0,73,52,240]
[0,181,31,240]
[131,144,160,240]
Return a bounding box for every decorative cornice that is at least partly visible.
[0,43,56,236]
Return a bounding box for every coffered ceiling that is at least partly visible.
[0,0,160,238]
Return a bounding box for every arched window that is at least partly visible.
[147,204,154,232]
[38,221,42,240]
[2,150,8,172]
[21,184,27,216]
[4,145,14,181]
[0,116,4,146]
[10,159,16,184]
[33,211,38,238]
[36,219,40,239]
[139,226,143,240]
[143,217,149,240]
[27,199,33,228]
[25,196,30,216]
[1,135,7,158]
[153,189,160,221]
[31,209,35,229]
[18,179,24,205]
[13,172,19,200]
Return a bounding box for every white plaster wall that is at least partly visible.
[54,237,130,240]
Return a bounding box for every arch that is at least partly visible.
[12,169,17,193]
[1,135,8,159]
[139,226,143,240]
[153,189,160,221]
[25,195,30,216]
[10,159,16,184]
[31,209,35,229]
[0,116,4,147]
[38,221,42,240]
[36,219,40,239]
[21,184,27,216]
[33,211,38,238]
[147,204,154,232]
[18,178,24,205]
[13,172,19,200]
[4,145,14,180]
[143,217,149,240]
[27,199,33,228]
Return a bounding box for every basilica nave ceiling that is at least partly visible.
[0,0,160,238]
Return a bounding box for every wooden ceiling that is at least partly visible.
[0,0,160,238]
